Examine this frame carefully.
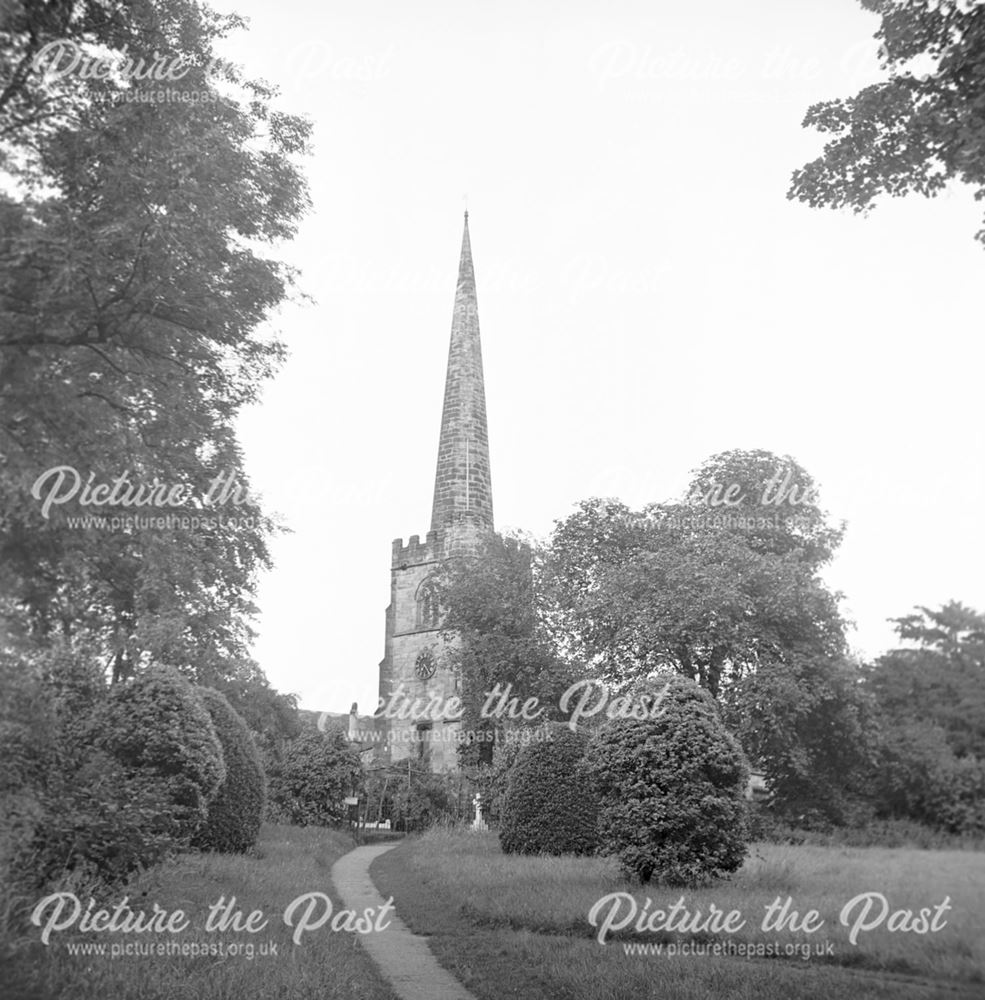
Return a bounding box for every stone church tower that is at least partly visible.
[376,213,494,771]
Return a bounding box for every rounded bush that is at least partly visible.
[499,726,598,855]
[29,753,180,887]
[89,665,225,842]
[271,729,362,827]
[585,674,749,885]
[3,647,191,890]
[192,688,266,853]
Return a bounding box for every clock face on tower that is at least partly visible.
[415,648,437,680]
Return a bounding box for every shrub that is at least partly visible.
[585,675,749,885]
[269,729,362,826]
[871,718,952,822]
[499,726,598,856]
[391,772,457,831]
[930,754,985,835]
[870,717,985,835]
[192,688,266,853]
[27,753,181,888]
[88,665,225,842]
[1,646,56,903]
[3,650,210,893]
[363,769,459,832]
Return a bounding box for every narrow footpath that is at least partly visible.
[331,844,478,1000]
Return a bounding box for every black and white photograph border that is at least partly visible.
[1,1,983,999]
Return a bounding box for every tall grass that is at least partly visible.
[0,824,398,1000]
[388,829,985,983]
[761,818,985,851]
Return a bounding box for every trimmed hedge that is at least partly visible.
[499,726,598,855]
[585,675,749,885]
[88,665,225,842]
[192,687,266,853]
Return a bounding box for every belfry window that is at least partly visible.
[417,580,440,629]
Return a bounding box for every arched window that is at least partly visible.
[416,579,440,630]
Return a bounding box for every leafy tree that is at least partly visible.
[585,675,749,885]
[192,687,266,854]
[499,726,598,856]
[269,729,363,827]
[790,1,985,246]
[685,449,844,568]
[544,451,846,698]
[872,714,954,820]
[865,602,985,758]
[208,664,301,767]
[864,603,985,833]
[0,0,310,682]
[724,653,876,825]
[436,532,579,766]
[871,716,985,834]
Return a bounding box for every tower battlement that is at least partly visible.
[391,530,441,567]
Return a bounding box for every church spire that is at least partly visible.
[430,212,494,537]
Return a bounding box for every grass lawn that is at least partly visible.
[1,824,399,1000]
[372,829,985,1000]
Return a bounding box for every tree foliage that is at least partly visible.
[0,4,308,888]
[790,1,985,246]
[0,0,310,681]
[436,532,578,765]
[544,450,846,698]
[864,602,985,834]
[585,675,749,885]
[269,729,363,828]
[725,653,876,825]
[866,601,985,758]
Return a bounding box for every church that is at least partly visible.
[374,212,495,772]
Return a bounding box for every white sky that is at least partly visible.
[219,0,985,713]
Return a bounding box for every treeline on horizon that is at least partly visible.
[436,450,985,842]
